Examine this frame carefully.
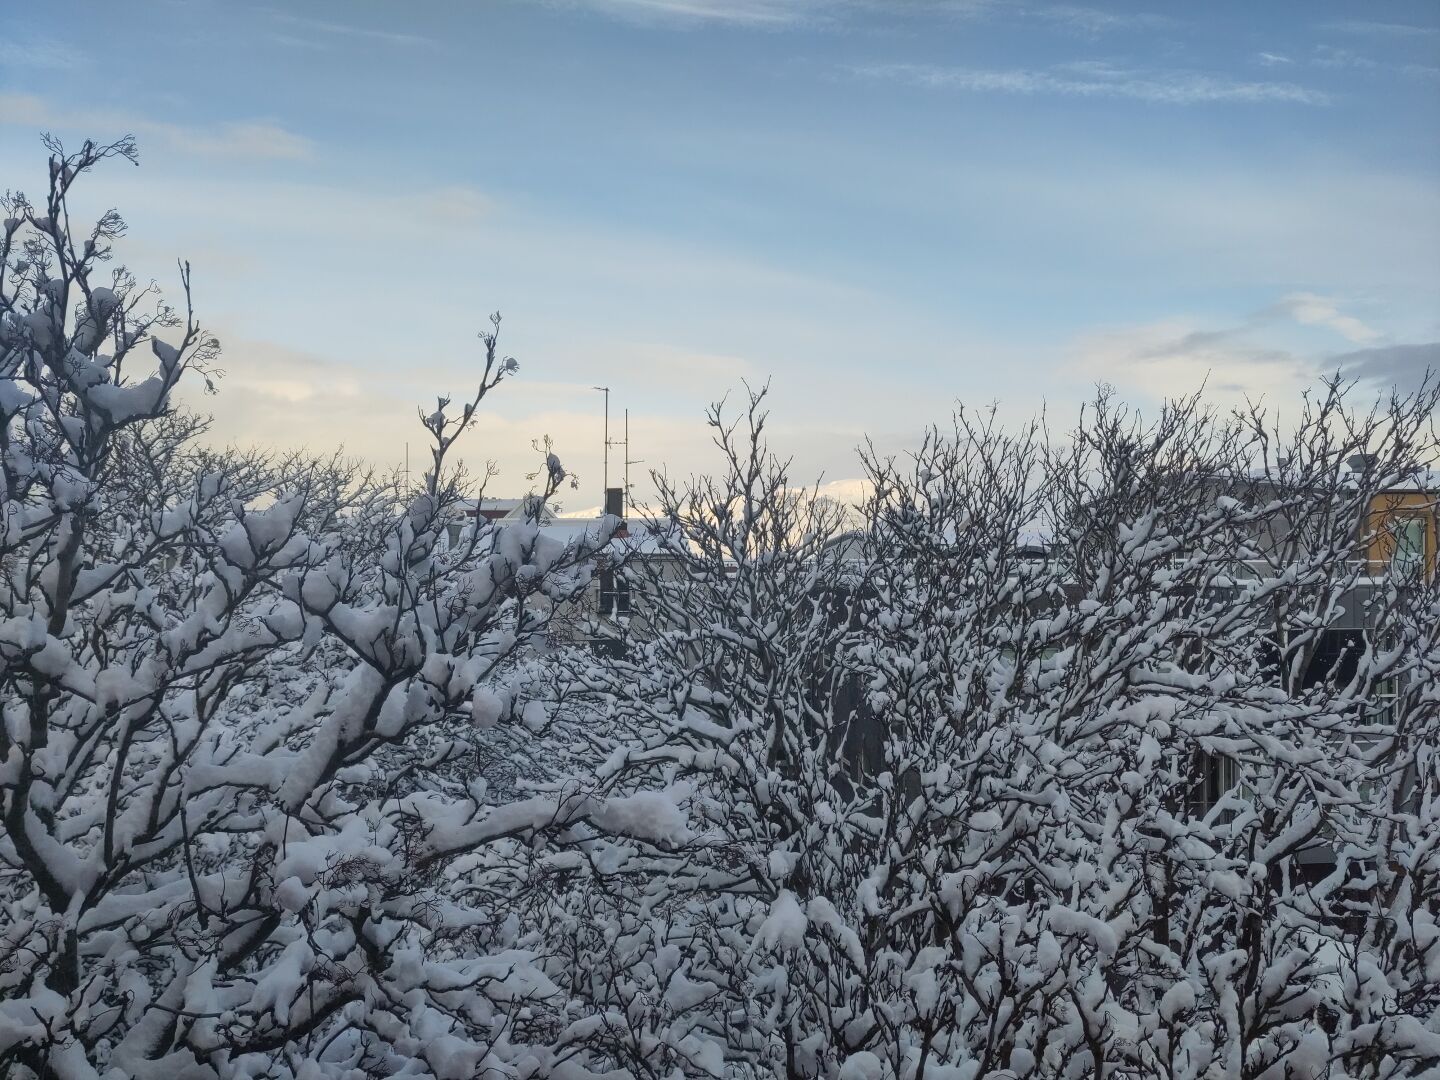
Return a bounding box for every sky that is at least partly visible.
[2,0,1438,511]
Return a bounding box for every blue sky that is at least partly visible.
[3,1,1438,507]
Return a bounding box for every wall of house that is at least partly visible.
[1365,492,1438,578]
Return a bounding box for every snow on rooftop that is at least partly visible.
[540,515,679,557]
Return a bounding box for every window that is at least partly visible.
[598,568,631,618]
[590,635,624,659]
[1303,629,1364,691]
[1371,673,1400,726]
[1391,516,1426,577]
[1186,751,1239,818]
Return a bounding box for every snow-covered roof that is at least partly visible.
[618,521,681,556]
[538,516,679,558]
[1166,464,1438,494]
[1017,521,1053,552]
[537,518,604,545]
[455,496,557,524]
[1377,469,1440,494]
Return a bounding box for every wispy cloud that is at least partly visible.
[1319,20,1440,38]
[1313,44,1371,69]
[557,0,1171,33]
[1307,17,1440,81]
[1074,317,1306,401]
[0,38,80,71]
[851,62,1329,105]
[1072,293,1393,401]
[260,8,437,48]
[166,122,313,161]
[1029,4,1174,36]
[557,0,830,27]
[1305,44,1438,82]
[0,94,315,162]
[1269,292,1381,345]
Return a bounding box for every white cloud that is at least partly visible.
[815,476,874,507]
[1070,293,1397,404]
[1274,293,1381,345]
[851,62,1329,105]
[1071,317,1308,403]
[177,331,602,483]
[0,94,314,161]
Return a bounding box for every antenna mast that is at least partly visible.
[623,408,644,515]
[592,386,610,501]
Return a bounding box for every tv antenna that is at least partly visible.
[592,385,610,499]
[595,389,642,515]
[623,409,644,513]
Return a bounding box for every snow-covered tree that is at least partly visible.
[570,382,1439,1079]
[0,138,690,1080]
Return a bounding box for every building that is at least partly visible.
[436,487,681,655]
[540,488,685,654]
[436,496,558,554]
[1366,475,1438,579]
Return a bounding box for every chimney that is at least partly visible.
[604,486,625,520]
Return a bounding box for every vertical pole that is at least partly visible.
[593,386,610,505]
[624,408,629,515]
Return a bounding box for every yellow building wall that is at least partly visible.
[1366,492,1438,578]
